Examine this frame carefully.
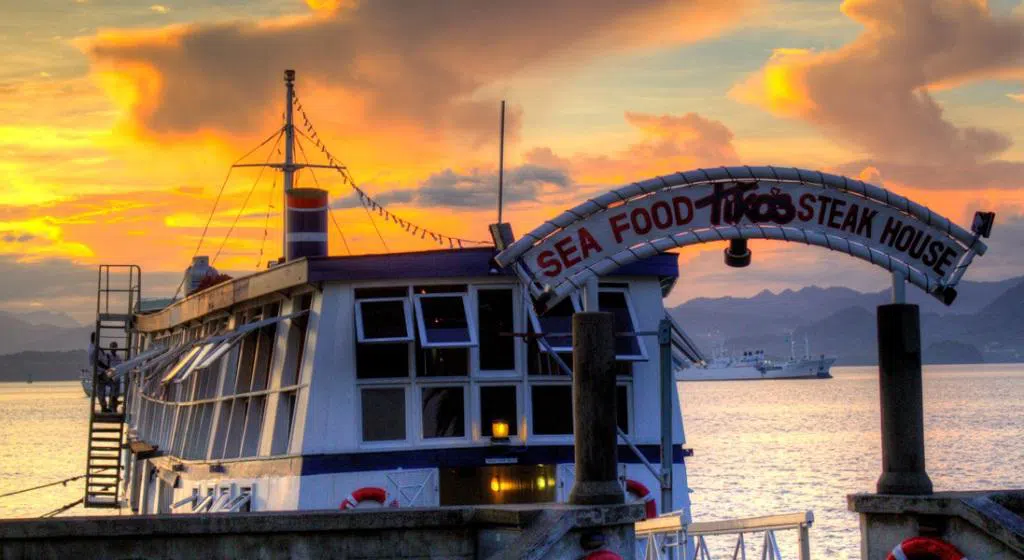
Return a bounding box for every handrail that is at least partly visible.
[636,511,814,560]
[636,511,814,537]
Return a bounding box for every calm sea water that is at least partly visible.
[1,365,1021,558]
[680,364,1024,559]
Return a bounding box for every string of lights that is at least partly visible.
[292,93,491,248]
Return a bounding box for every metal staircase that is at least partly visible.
[84,265,141,508]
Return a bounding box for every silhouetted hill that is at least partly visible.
[0,312,90,355]
[0,350,86,382]
[670,277,1024,365]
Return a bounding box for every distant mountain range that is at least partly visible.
[669,276,1024,365]
[0,350,87,383]
[0,311,91,356]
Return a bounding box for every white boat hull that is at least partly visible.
[677,356,835,381]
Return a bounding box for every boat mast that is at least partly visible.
[282,69,296,257]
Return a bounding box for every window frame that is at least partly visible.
[472,286,520,378]
[355,297,415,344]
[418,384,469,442]
[475,382,522,441]
[598,287,648,362]
[526,381,575,440]
[527,294,581,354]
[357,384,410,446]
[413,293,478,349]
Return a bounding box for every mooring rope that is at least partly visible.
[0,474,85,500]
[39,498,85,518]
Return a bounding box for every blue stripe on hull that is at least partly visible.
[301,445,692,476]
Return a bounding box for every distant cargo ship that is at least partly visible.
[677,336,835,381]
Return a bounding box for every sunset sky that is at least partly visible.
[1,0,1022,321]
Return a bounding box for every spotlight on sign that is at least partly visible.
[971,211,995,239]
[724,239,751,268]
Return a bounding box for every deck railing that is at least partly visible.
[635,511,814,560]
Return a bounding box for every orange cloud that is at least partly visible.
[79,0,755,144]
[731,0,1024,189]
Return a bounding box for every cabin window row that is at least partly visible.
[353,286,645,381]
[360,383,630,443]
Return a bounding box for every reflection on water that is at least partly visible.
[680,364,1024,559]
[1,366,1022,558]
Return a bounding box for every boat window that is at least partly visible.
[526,318,572,376]
[356,343,410,379]
[480,386,518,437]
[413,284,468,294]
[528,297,579,354]
[356,298,413,343]
[414,294,477,348]
[270,390,297,455]
[282,293,313,387]
[250,322,276,392]
[421,386,466,439]
[616,384,629,434]
[598,289,646,361]
[530,385,573,435]
[241,395,266,457]
[355,286,408,299]
[416,347,469,377]
[222,397,249,459]
[477,289,515,371]
[361,388,406,441]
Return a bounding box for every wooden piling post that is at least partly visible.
[569,312,624,506]
[876,304,933,495]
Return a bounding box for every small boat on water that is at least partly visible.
[79,368,93,396]
[676,336,835,381]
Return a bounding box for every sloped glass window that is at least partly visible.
[414,294,476,348]
[528,297,580,354]
[598,289,646,361]
[356,298,413,343]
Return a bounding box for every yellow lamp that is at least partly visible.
[491,419,510,442]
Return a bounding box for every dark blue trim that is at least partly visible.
[301,444,691,476]
[307,248,678,284]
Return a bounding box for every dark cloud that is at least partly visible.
[83,0,753,141]
[330,163,571,210]
[3,233,36,243]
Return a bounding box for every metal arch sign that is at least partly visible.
[493,166,990,311]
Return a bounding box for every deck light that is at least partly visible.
[490,477,502,492]
[491,419,510,442]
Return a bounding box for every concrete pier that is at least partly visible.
[850,490,1024,559]
[0,503,645,559]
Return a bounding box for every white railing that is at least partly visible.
[636,511,814,560]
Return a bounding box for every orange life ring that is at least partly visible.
[624,479,657,520]
[584,551,622,560]
[339,487,395,510]
[887,536,967,560]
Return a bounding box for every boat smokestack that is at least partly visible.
[285,188,328,261]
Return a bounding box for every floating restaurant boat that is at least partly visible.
[82,71,699,520]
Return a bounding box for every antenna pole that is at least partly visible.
[282,69,296,262]
[497,100,505,224]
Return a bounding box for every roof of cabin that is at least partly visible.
[135,247,678,332]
